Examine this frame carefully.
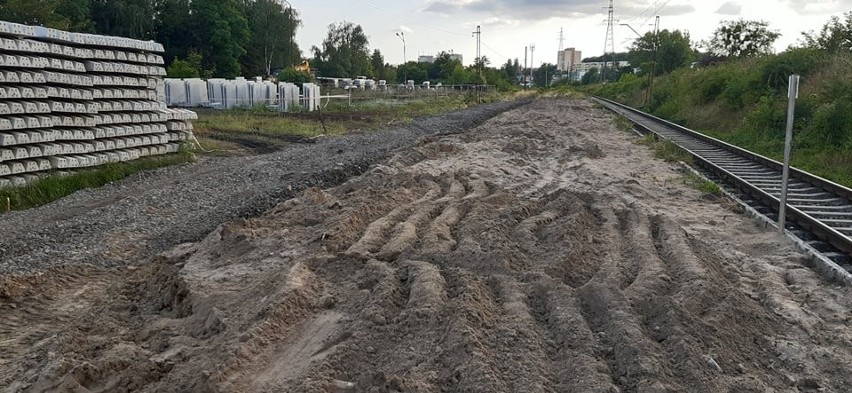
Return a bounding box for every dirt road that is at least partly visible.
[1,99,850,392]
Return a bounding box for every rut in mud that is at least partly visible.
[1,99,850,393]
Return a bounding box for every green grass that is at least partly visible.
[195,108,344,137]
[612,115,634,132]
[641,135,695,165]
[192,93,525,152]
[682,173,723,197]
[0,150,195,212]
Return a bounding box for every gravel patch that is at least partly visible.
[0,100,530,275]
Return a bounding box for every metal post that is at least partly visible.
[779,74,800,233]
[396,32,406,83]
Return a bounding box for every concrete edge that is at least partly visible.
[678,163,852,286]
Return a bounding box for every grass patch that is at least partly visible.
[640,135,695,165]
[682,173,723,197]
[194,108,344,138]
[0,150,195,212]
[191,93,522,153]
[613,115,634,132]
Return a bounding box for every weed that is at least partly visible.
[0,150,195,211]
[682,173,724,197]
[652,139,694,165]
[613,115,634,132]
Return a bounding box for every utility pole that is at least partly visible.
[472,25,482,80]
[529,44,535,86]
[558,28,565,78]
[602,0,615,83]
[524,46,528,88]
[645,16,660,106]
[472,25,481,61]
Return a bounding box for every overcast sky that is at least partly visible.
[291,0,850,67]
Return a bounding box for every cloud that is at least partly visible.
[423,0,695,21]
[395,25,413,34]
[462,16,521,29]
[782,0,852,14]
[715,1,741,15]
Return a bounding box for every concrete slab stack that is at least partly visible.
[301,83,320,112]
[0,20,195,189]
[278,82,299,112]
[164,77,322,112]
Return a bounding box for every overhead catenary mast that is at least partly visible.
[602,0,616,82]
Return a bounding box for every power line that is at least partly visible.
[480,40,511,62]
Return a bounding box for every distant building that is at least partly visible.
[557,48,582,72]
[418,53,463,64]
[572,60,630,81]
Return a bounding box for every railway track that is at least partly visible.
[593,96,852,281]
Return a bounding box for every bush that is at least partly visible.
[277,68,313,84]
[759,48,825,91]
[167,58,200,78]
[693,67,729,103]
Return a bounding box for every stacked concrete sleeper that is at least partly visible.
[0,21,196,189]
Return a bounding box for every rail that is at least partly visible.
[593,96,852,275]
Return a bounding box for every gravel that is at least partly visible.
[0,99,530,275]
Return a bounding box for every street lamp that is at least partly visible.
[396,32,407,84]
[396,32,406,64]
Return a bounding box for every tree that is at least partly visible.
[156,0,193,65]
[0,0,87,30]
[396,62,427,83]
[428,52,462,82]
[190,0,250,78]
[802,12,852,53]
[311,22,372,77]
[90,0,157,39]
[371,49,387,80]
[533,63,558,86]
[707,19,780,58]
[581,67,600,85]
[167,58,200,78]
[629,29,694,75]
[502,58,520,79]
[242,0,301,76]
[583,52,628,62]
[57,0,93,32]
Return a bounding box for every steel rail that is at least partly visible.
[593,96,852,264]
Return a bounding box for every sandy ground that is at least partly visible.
[1,98,850,392]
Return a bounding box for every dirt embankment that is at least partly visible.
[1,99,850,393]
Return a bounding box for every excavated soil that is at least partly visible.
[1,99,850,393]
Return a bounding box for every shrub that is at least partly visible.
[759,48,824,91]
[167,58,200,78]
[277,68,313,84]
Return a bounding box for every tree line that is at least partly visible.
[578,13,851,85]
[0,0,301,78]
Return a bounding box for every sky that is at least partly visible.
[291,0,851,67]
